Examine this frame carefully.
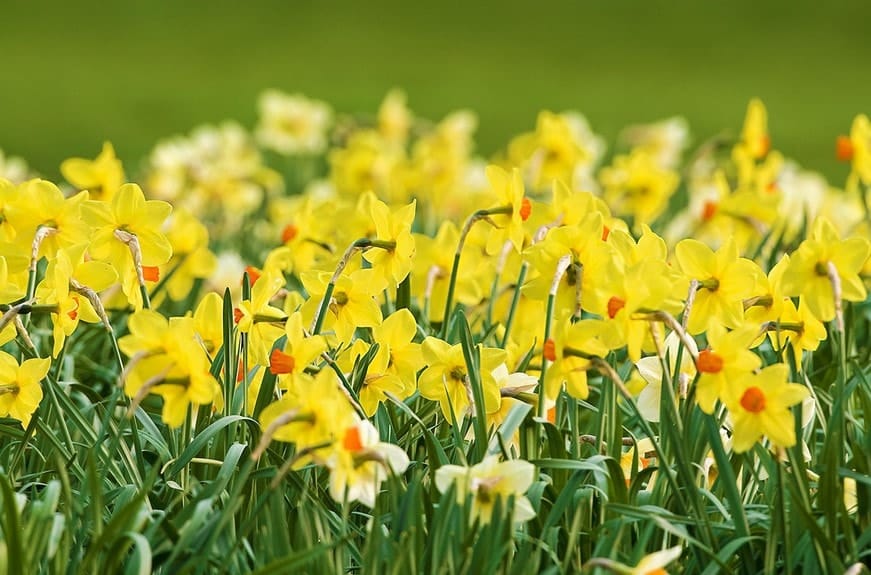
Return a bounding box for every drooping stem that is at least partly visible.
[114,229,151,310]
[537,255,571,419]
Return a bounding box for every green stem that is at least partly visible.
[440,209,490,339]
[501,262,529,348]
[537,255,570,420]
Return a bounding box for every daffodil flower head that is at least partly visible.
[269,311,327,394]
[781,216,870,322]
[300,268,384,343]
[543,318,608,400]
[675,237,763,335]
[371,309,424,399]
[0,352,50,428]
[635,331,698,423]
[724,363,809,453]
[325,419,410,507]
[435,455,536,525]
[60,142,125,201]
[694,323,762,414]
[256,90,333,156]
[418,336,506,421]
[483,165,531,254]
[10,179,90,262]
[363,198,416,287]
[259,369,357,463]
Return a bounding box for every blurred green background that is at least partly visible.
[2,0,869,181]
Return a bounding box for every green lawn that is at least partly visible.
[2,0,869,180]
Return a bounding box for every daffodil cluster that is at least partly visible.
[1,90,869,521]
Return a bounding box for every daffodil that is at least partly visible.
[234,266,287,364]
[781,217,870,322]
[60,142,125,201]
[35,245,117,357]
[543,318,608,400]
[485,364,538,449]
[340,339,406,416]
[121,315,221,426]
[259,369,357,462]
[508,110,604,191]
[256,90,333,155]
[837,113,871,187]
[0,352,50,428]
[371,309,424,397]
[600,149,680,228]
[694,323,761,414]
[329,130,408,203]
[161,209,217,302]
[767,298,827,362]
[418,337,506,421]
[635,331,698,422]
[362,198,416,287]
[193,292,224,357]
[82,182,173,310]
[269,311,327,393]
[83,182,172,267]
[8,179,90,262]
[300,268,384,343]
[523,212,617,318]
[377,89,413,147]
[153,353,222,428]
[0,178,21,242]
[724,364,809,452]
[435,455,536,525]
[325,419,410,507]
[675,237,763,334]
[482,165,531,254]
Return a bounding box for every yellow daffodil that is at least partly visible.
[83,182,173,267]
[300,268,384,343]
[329,130,408,203]
[363,198,416,287]
[35,246,117,357]
[371,309,424,398]
[524,212,616,318]
[767,298,827,362]
[781,217,870,322]
[0,178,20,242]
[675,237,763,334]
[694,323,761,414]
[837,113,871,187]
[60,142,125,201]
[600,149,680,228]
[9,179,90,262]
[0,352,50,428]
[508,110,604,191]
[161,209,217,302]
[377,89,413,147]
[418,337,506,421]
[233,267,287,364]
[482,165,531,254]
[193,292,224,356]
[269,311,327,393]
[259,369,357,463]
[724,364,809,452]
[543,318,608,400]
